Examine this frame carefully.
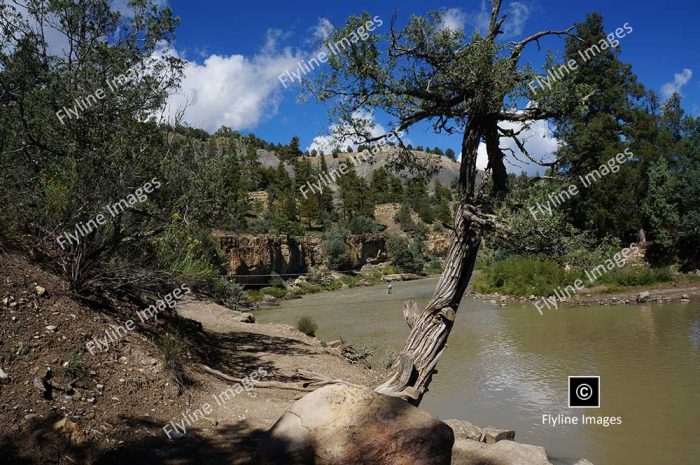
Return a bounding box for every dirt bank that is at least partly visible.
[0,252,381,465]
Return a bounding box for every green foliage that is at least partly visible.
[596,266,673,287]
[153,224,223,285]
[322,229,351,270]
[386,236,425,273]
[260,286,287,298]
[347,216,381,234]
[473,257,576,297]
[62,352,86,381]
[158,333,188,388]
[211,278,254,311]
[296,315,318,337]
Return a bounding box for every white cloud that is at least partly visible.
[306,111,388,153]
[661,68,693,100]
[163,17,348,132]
[439,8,468,32]
[453,1,530,38]
[459,118,558,177]
[502,2,531,37]
[163,43,301,131]
[311,18,335,41]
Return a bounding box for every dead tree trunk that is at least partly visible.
[376,117,484,405]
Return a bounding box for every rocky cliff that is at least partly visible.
[218,233,388,281]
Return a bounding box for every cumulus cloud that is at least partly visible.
[163,41,301,131]
[661,68,693,100]
[459,118,558,177]
[439,8,468,32]
[306,111,389,154]
[502,2,531,37]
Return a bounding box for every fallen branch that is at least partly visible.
[199,364,360,392]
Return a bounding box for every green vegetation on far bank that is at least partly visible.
[472,254,688,297]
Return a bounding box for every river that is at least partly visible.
[256,277,700,465]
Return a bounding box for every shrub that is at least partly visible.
[153,224,223,285]
[322,229,351,270]
[386,236,424,273]
[211,278,253,310]
[347,216,380,234]
[473,256,575,296]
[159,333,188,389]
[596,266,673,287]
[62,352,86,381]
[260,286,287,298]
[296,315,318,336]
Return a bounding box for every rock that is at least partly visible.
[528,295,536,301]
[256,384,454,465]
[25,414,39,421]
[451,438,552,465]
[444,419,482,441]
[45,325,57,332]
[341,283,349,289]
[0,367,8,381]
[326,340,343,348]
[35,286,47,297]
[681,294,690,301]
[573,460,595,465]
[238,312,256,323]
[636,291,650,303]
[481,427,515,444]
[53,417,86,446]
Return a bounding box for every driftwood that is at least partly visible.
[199,364,360,392]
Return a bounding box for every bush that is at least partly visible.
[473,256,575,296]
[322,229,351,270]
[260,286,287,298]
[153,224,224,285]
[62,351,86,381]
[296,315,318,336]
[386,235,424,273]
[596,266,673,287]
[158,333,188,389]
[347,216,380,234]
[211,278,253,310]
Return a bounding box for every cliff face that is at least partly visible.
[218,232,451,282]
[218,233,388,278]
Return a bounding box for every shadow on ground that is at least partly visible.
[0,414,271,465]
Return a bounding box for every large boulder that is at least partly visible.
[256,383,454,465]
[451,438,552,465]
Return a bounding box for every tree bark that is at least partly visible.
[376,116,484,405]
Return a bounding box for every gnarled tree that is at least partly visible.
[307,0,587,405]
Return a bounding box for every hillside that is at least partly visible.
[0,252,380,465]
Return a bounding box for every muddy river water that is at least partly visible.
[257,277,700,465]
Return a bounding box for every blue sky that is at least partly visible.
[160,0,699,173]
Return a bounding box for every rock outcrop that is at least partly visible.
[255,383,454,465]
[218,234,387,281]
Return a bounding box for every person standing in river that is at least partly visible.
[387,281,392,295]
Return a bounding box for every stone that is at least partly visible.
[681,294,690,301]
[451,438,552,465]
[53,417,86,446]
[480,427,515,444]
[0,367,8,381]
[45,325,57,332]
[35,286,47,297]
[256,384,454,465]
[573,460,595,465]
[444,419,482,441]
[636,291,650,303]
